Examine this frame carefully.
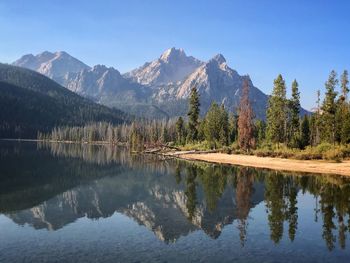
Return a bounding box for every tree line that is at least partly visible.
[266,70,350,148]
[40,70,350,155]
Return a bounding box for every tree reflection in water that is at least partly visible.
[1,141,350,250]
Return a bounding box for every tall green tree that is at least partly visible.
[321,70,338,144]
[198,119,206,141]
[160,125,168,143]
[255,120,266,146]
[289,79,301,147]
[219,104,229,146]
[309,114,317,147]
[228,113,238,144]
[340,70,350,143]
[187,87,200,142]
[310,90,322,146]
[266,74,287,146]
[300,115,310,149]
[341,108,350,144]
[175,116,185,145]
[335,98,345,143]
[204,102,221,148]
[341,70,349,100]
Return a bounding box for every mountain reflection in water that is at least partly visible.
[1,141,350,251]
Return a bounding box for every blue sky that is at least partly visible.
[1,0,350,109]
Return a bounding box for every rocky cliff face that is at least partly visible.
[65,64,150,104]
[13,51,90,86]
[13,48,304,119]
[175,54,268,119]
[124,47,203,86]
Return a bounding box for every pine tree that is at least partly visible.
[341,70,349,100]
[255,120,266,146]
[339,70,350,143]
[228,113,238,144]
[309,114,317,146]
[300,115,310,149]
[289,80,301,147]
[238,80,255,152]
[335,98,345,143]
[204,102,221,148]
[219,104,229,146]
[175,117,185,145]
[341,107,350,143]
[161,125,168,143]
[187,87,200,142]
[321,70,338,144]
[314,90,321,145]
[266,74,287,146]
[198,119,206,142]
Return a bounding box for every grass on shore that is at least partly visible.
[254,143,350,162]
[178,141,350,162]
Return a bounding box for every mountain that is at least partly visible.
[176,54,268,119]
[125,51,269,119]
[13,48,308,119]
[123,49,271,119]
[66,64,152,105]
[64,64,169,118]
[124,47,203,86]
[13,51,90,86]
[0,64,128,138]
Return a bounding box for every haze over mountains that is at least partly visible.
[0,63,127,138]
[13,48,283,119]
[13,51,90,86]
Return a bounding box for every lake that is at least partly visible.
[1,141,350,263]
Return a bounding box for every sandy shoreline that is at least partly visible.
[179,153,350,177]
[3,139,349,176]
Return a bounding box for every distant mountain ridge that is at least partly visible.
[0,63,128,138]
[13,48,308,119]
[13,51,90,86]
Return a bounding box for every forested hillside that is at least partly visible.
[0,64,128,138]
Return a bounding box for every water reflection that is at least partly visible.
[1,141,350,250]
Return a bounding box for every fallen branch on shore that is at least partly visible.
[144,148,162,153]
[143,144,219,156]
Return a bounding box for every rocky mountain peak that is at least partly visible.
[160,47,186,62]
[210,54,226,65]
[37,51,55,60]
[13,51,90,86]
[125,47,203,85]
[54,51,70,58]
[13,48,305,120]
[91,64,111,74]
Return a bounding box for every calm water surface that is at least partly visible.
[1,141,350,262]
